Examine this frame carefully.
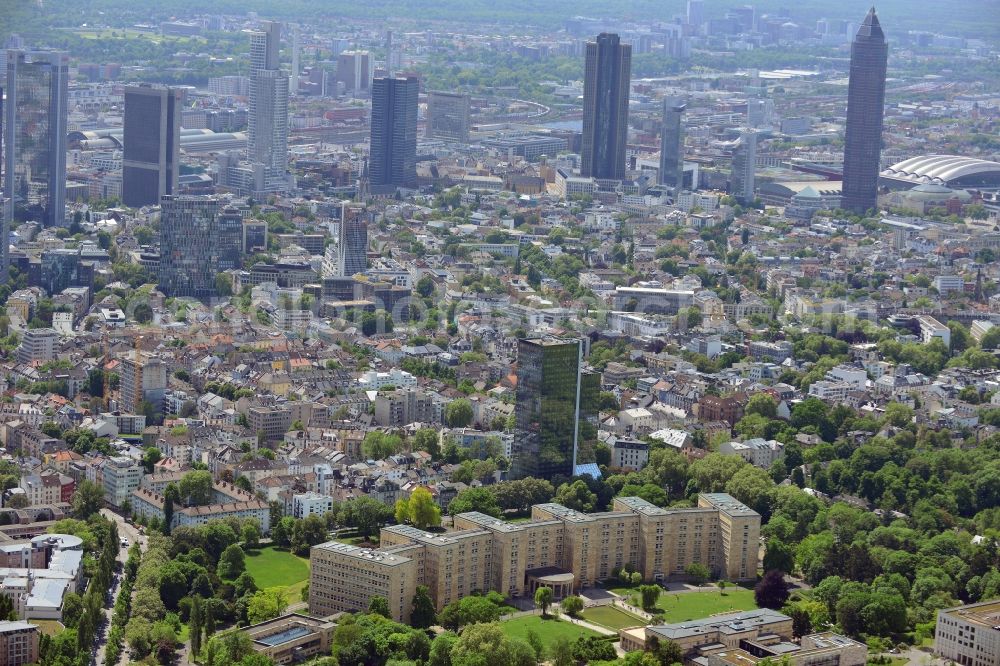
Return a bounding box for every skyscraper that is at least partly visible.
[581,33,631,181]
[122,84,182,208]
[247,21,290,193]
[158,196,244,298]
[841,7,888,215]
[336,51,372,93]
[370,76,418,193]
[426,91,471,142]
[730,128,757,204]
[512,337,600,480]
[4,50,68,228]
[338,202,369,277]
[687,0,705,29]
[659,96,686,198]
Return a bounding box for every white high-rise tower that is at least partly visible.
[247,21,290,194]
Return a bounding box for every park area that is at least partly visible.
[245,545,311,600]
[501,615,601,648]
[580,605,648,630]
[611,586,758,622]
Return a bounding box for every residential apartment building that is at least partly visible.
[935,600,1000,666]
[719,439,785,469]
[374,388,442,427]
[611,438,649,471]
[102,457,142,508]
[917,315,951,348]
[292,492,333,519]
[308,493,759,621]
[130,481,271,533]
[15,329,57,365]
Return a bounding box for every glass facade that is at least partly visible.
[4,50,67,228]
[123,85,181,208]
[513,338,599,481]
[158,196,244,298]
[581,34,631,180]
[841,8,888,215]
[659,97,686,197]
[370,77,418,192]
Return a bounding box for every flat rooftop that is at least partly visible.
[942,600,1000,630]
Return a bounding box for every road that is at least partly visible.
[94,510,148,666]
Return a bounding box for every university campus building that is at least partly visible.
[309,493,760,621]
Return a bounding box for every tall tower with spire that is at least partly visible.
[841,7,888,215]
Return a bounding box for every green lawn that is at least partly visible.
[580,606,648,630]
[245,546,310,598]
[502,615,601,648]
[30,620,64,637]
[611,588,758,622]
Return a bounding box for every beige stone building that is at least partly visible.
[935,600,1000,666]
[309,493,760,622]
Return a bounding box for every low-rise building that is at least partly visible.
[244,614,336,665]
[0,621,40,666]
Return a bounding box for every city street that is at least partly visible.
[94,509,148,666]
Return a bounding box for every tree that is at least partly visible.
[438,595,503,630]
[217,544,246,580]
[429,632,458,666]
[71,480,104,518]
[362,431,403,460]
[416,275,436,298]
[493,478,555,513]
[411,585,437,629]
[450,623,534,666]
[246,589,286,624]
[650,637,684,666]
[445,399,473,427]
[163,483,179,535]
[179,470,214,506]
[554,480,596,512]
[763,538,796,575]
[534,586,553,616]
[685,563,711,586]
[744,393,778,419]
[408,487,442,529]
[448,487,501,517]
[561,595,584,617]
[368,595,391,618]
[639,584,661,610]
[551,636,574,666]
[789,605,812,638]
[158,562,189,610]
[190,596,204,658]
[342,496,393,538]
[413,428,441,459]
[755,569,790,609]
[241,521,260,549]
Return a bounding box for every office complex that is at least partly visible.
[247,21,290,194]
[841,7,888,215]
[336,50,372,93]
[659,96,686,197]
[158,196,244,298]
[4,50,68,228]
[309,493,760,622]
[122,84,182,207]
[427,91,471,142]
[730,128,757,204]
[338,202,369,277]
[581,33,631,180]
[511,337,600,480]
[370,76,418,193]
[935,600,1000,666]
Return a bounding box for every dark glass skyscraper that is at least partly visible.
[4,50,68,228]
[841,7,888,215]
[123,84,182,208]
[659,96,686,197]
[338,202,369,277]
[581,33,631,181]
[158,196,244,298]
[370,76,418,193]
[512,338,600,481]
